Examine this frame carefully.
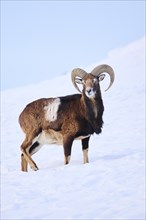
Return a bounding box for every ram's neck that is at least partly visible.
[82,94,104,134]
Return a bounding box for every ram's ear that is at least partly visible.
[75,78,83,84]
[99,74,105,82]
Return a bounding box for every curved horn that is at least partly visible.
[71,68,88,93]
[91,64,115,91]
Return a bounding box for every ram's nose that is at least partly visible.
[85,88,95,98]
[87,89,92,94]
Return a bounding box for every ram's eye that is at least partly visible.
[75,78,83,84]
[93,78,97,82]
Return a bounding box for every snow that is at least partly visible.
[1,37,145,220]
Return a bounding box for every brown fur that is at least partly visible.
[19,75,104,172]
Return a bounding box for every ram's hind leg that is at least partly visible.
[20,134,40,171]
[21,141,42,171]
[21,153,28,172]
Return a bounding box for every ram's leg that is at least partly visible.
[20,134,39,172]
[63,136,74,165]
[21,153,28,172]
[82,136,90,163]
[21,140,42,172]
[29,141,42,156]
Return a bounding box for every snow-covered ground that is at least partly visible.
[1,37,145,220]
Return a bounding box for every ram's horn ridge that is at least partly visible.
[91,64,115,91]
[71,68,88,93]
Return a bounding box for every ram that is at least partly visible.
[19,64,115,171]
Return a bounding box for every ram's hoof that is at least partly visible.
[31,165,39,171]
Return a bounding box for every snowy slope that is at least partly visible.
[1,37,145,220]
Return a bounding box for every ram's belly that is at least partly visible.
[38,130,63,145]
[75,135,90,140]
[37,130,90,146]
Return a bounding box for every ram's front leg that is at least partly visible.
[63,135,74,165]
[82,136,90,163]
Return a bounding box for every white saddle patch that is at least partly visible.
[44,98,60,122]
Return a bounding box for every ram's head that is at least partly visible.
[71,64,115,98]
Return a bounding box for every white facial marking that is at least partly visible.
[44,98,60,122]
[85,87,95,98]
